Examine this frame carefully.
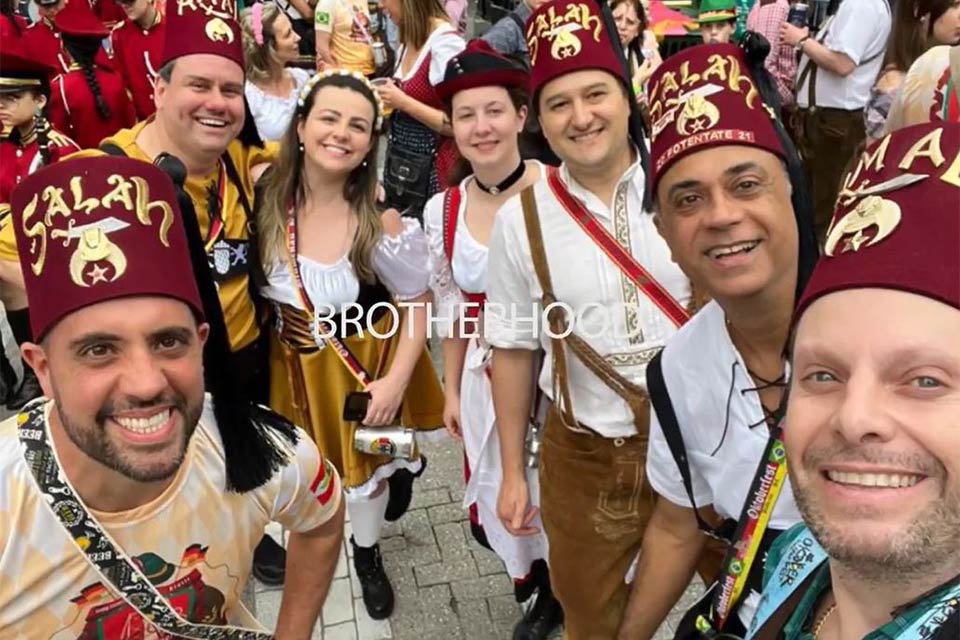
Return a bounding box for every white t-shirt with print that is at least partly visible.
[0,396,342,638]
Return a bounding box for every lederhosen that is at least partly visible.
[791,7,888,242]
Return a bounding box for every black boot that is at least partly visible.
[512,584,564,640]
[351,536,394,619]
[384,455,427,522]
[252,535,286,586]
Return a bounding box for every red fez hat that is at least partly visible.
[53,0,110,38]
[437,39,529,101]
[646,43,785,193]
[0,40,56,93]
[796,122,960,318]
[525,0,625,99]
[160,0,243,69]
[10,157,204,339]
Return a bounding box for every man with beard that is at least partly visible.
[0,0,291,582]
[486,0,692,636]
[616,38,819,640]
[747,122,960,639]
[0,156,345,637]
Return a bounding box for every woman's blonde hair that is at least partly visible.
[258,74,384,284]
[240,3,283,84]
[398,0,450,49]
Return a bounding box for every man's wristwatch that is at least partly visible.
[796,35,810,53]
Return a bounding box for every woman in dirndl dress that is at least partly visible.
[256,69,444,621]
[372,0,465,220]
[423,40,563,640]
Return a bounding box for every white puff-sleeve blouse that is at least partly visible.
[261,217,431,313]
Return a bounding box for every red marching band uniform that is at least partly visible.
[45,0,136,149]
[110,9,165,120]
[22,15,70,74]
[0,44,80,214]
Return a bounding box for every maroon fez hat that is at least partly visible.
[646,43,785,193]
[53,0,110,38]
[525,0,625,99]
[0,41,57,93]
[796,122,960,318]
[11,156,205,339]
[160,0,244,69]
[437,39,529,101]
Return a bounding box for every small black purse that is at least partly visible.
[382,142,433,215]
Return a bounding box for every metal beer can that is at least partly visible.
[372,42,387,68]
[354,425,416,459]
[787,1,809,27]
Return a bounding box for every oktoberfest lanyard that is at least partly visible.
[204,160,228,255]
[701,422,789,634]
[17,401,271,640]
[544,166,689,328]
[284,206,373,390]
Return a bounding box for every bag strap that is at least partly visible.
[519,186,650,435]
[950,45,960,107]
[16,402,271,640]
[749,569,821,640]
[544,166,689,328]
[646,350,724,536]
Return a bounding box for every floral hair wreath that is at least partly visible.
[297,69,385,132]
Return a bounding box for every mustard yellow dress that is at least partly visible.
[262,218,444,495]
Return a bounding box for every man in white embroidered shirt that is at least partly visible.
[484,1,692,636]
[0,156,345,638]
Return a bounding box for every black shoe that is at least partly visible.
[352,536,394,619]
[384,455,427,522]
[252,535,286,586]
[512,588,564,640]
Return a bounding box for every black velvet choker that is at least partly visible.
[475,159,525,195]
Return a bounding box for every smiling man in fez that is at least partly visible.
[748,122,960,639]
[0,0,290,583]
[0,156,344,638]
[485,0,692,637]
[618,39,821,639]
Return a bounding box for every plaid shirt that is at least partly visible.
[747,0,797,109]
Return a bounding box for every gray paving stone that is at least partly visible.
[473,547,508,577]
[399,508,435,546]
[323,621,358,640]
[487,595,520,622]
[322,577,355,626]
[451,574,515,602]
[434,521,472,561]
[382,540,442,569]
[419,584,463,633]
[427,502,467,525]
[454,598,491,627]
[415,555,478,587]
[409,486,451,510]
[354,597,393,640]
